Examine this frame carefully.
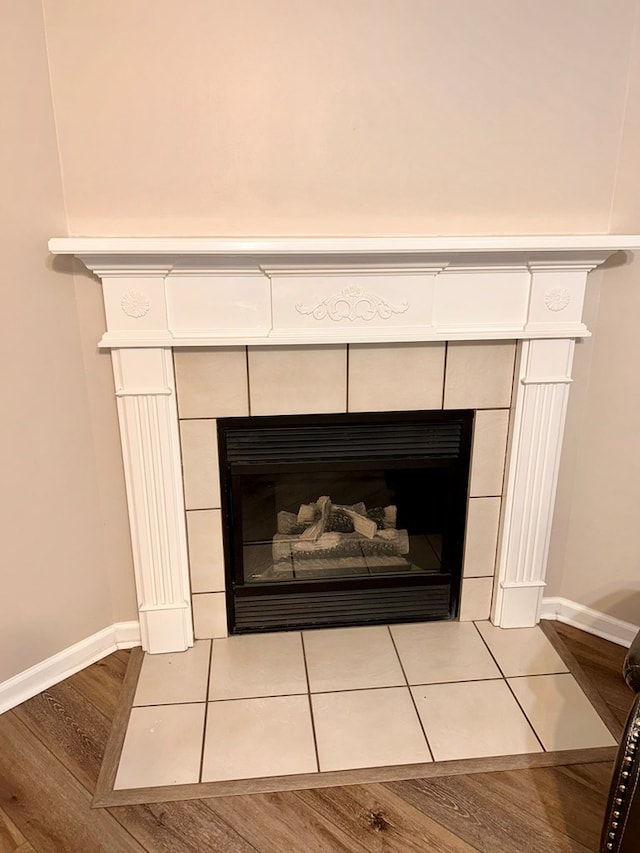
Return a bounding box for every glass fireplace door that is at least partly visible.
[218,410,473,633]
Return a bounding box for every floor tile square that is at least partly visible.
[202,695,317,781]
[209,632,307,700]
[312,687,432,771]
[411,680,542,761]
[133,640,211,706]
[390,621,501,684]
[507,673,617,751]
[114,703,205,789]
[475,622,569,677]
[303,626,405,692]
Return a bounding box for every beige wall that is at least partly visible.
[3,0,639,683]
[547,259,640,624]
[0,1,135,683]
[43,0,635,236]
[41,0,640,627]
[545,4,640,625]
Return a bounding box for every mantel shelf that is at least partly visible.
[48,234,640,260]
[49,234,640,274]
[49,234,640,349]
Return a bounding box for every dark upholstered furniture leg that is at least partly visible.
[601,631,640,851]
[601,692,640,851]
[623,630,640,692]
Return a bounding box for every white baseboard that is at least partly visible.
[0,620,141,715]
[541,596,639,648]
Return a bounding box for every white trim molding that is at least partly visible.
[541,597,639,648]
[48,234,640,256]
[0,621,141,715]
[491,338,575,628]
[48,235,639,349]
[48,235,640,651]
[112,348,194,653]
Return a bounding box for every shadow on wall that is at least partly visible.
[48,252,99,285]
[599,249,632,271]
[590,591,640,629]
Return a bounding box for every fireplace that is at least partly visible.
[218,410,473,632]
[48,234,634,653]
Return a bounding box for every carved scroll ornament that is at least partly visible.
[296,286,409,322]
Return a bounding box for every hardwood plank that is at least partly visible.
[293,783,476,852]
[205,791,370,853]
[113,649,133,666]
[540,620,625,740]
[107,801,258,853]
[384,772,592,853]
[65,649,129,720]
[555,622,634,727]
[0,806,27,852]
[12,680,111,792]
[450,765,609,850]
[0,711,143,853]
[556,760,615,795]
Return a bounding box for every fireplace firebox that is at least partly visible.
[218,410,473,633]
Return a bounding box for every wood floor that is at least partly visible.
[0,621,633,852]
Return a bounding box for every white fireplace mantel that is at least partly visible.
[50,234,640,349]
[49,235,640,652]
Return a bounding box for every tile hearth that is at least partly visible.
[112,621,616,793]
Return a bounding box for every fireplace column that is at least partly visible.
[88,266,193,652]
[492,261,590,627]
[111,346,193,652]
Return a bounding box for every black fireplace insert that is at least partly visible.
[217,409,473,633]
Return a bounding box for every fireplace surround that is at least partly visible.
[175,340,512,640]
[48,235,639,653]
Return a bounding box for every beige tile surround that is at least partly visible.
[175,341,517,638]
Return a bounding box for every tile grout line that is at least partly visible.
[386,625,435,762]
[245,345,252,416]
[198,639,215,782]
[503,679,547,753]
[307,676,507,696]
[174,410,510,422]
[345,343,350,412]
[441,342,448,409]
[471,621,546,753]
[300,632,321,774]
[133,699,209,708]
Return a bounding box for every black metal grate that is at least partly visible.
[224,420,464,465]
[234,585,452,631]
